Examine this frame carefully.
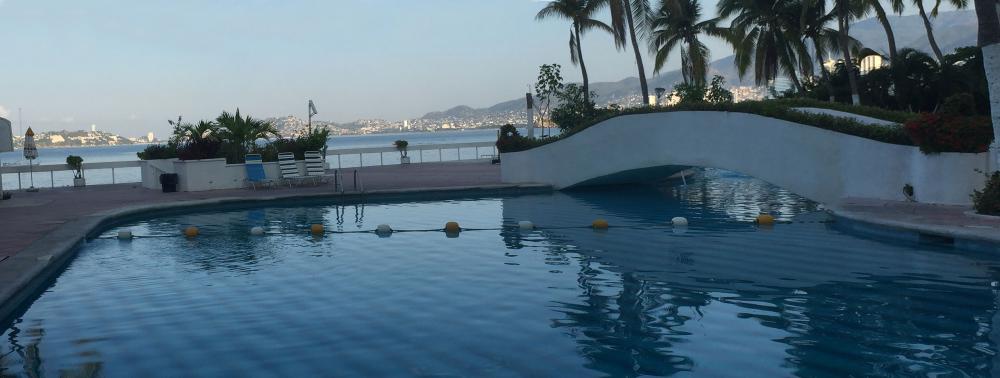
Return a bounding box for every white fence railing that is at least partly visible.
[0,142,499,190]
[325,141,497,168]
[0,160,142,190]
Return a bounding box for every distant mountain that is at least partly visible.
[419,10,977,121]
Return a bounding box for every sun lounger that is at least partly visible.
[244,154,274,190]
[278,152,307,187]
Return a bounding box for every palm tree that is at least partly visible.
[609,0,654,103]
[863,0,903,64]
[914,0,969,62]
[216,109,279,162]
[833,0,865,104]
[718,0,811,92]
[798,0,847,101]
[536,0,614,104]
[649,0,725,85]
[173,120,219,144]
[973,0,1000,169]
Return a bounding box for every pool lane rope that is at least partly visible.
[101,216,832,240]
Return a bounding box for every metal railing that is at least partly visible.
[0,160,142,190]
[326,141,497,169]
[0,142,500,190]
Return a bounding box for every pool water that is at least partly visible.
[3,170,1000,377]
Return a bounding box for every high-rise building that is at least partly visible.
[90,124,97,132]
[147,132,155,142]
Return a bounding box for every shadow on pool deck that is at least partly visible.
[0,160,504,260]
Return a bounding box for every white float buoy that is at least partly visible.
[250,226,265,236]
[518,221,534,231]
[671,217,689,227]
[376,224,393,236]
[117,230,133,240]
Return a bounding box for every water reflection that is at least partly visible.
[3,170,1000,376]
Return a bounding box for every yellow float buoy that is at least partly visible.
[444,221,461,233]
[756,214,775,225]
[183,226,199,238]
[310,224,325,235]
[592,219,609,230]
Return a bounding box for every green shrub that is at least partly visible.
[706,76,734,105]
[904,94,994,154]
[177,139,224,161]
[498,100,916,153]
[973,170,1000,216]
[550,84,597,131]
[772,98,916,124]
[137,143,179,160]
[672,82,707,104]
[66,155,83,178]
[258,127,331,161]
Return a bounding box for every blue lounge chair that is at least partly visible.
[244,154,273,190]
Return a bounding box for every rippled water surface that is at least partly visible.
[3,170,1000,377]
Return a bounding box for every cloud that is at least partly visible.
[0,106,8,119]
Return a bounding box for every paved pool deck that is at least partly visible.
[831,198,1000,249]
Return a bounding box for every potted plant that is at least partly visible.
[66,155,85,187]
[394,140,410,164]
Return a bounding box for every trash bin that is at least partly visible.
[159,173,179,193]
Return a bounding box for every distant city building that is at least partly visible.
[90,124,96,132]
[147,132,155,142]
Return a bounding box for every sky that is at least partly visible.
[0,0,961,138]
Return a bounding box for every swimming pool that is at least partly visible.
[2,170,998,376]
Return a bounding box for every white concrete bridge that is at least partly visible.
[501,111,989,205]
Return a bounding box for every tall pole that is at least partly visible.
[526,92,535,139]
[308,104,312,134]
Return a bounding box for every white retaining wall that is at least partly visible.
[140,158,312,192]
[501,111,989,205]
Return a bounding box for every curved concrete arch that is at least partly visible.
[501,111,989,205]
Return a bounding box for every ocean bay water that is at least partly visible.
[0,129,509,190]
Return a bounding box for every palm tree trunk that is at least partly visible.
[838,14,862,105]
[975,0,1000,171]
[814,41,836,102]
[787,68,805,93]
[916,0,945,61]
[574,23,591,105]
[871,1,898,62]
[624,1,650,104]
[871,1,907,107]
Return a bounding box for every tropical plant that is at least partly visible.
[137,143,179,160]
[798,0,858,102]
[649,0,725,85]
[550,84,598,130]
[706,75,734,104]
[608,0,654,102]
[718,0,811,92]
[833,0,866,104]
[534,64,565,132]
[672,82,707,104]
[216,109,279,163]
[394,140,409,157]
[172,120,219,145]
[66,155,83,179]
[265,126,330,161]
[536,0,614,104]
[972,170,1000,215]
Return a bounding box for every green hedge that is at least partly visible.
[498,100,916,153]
